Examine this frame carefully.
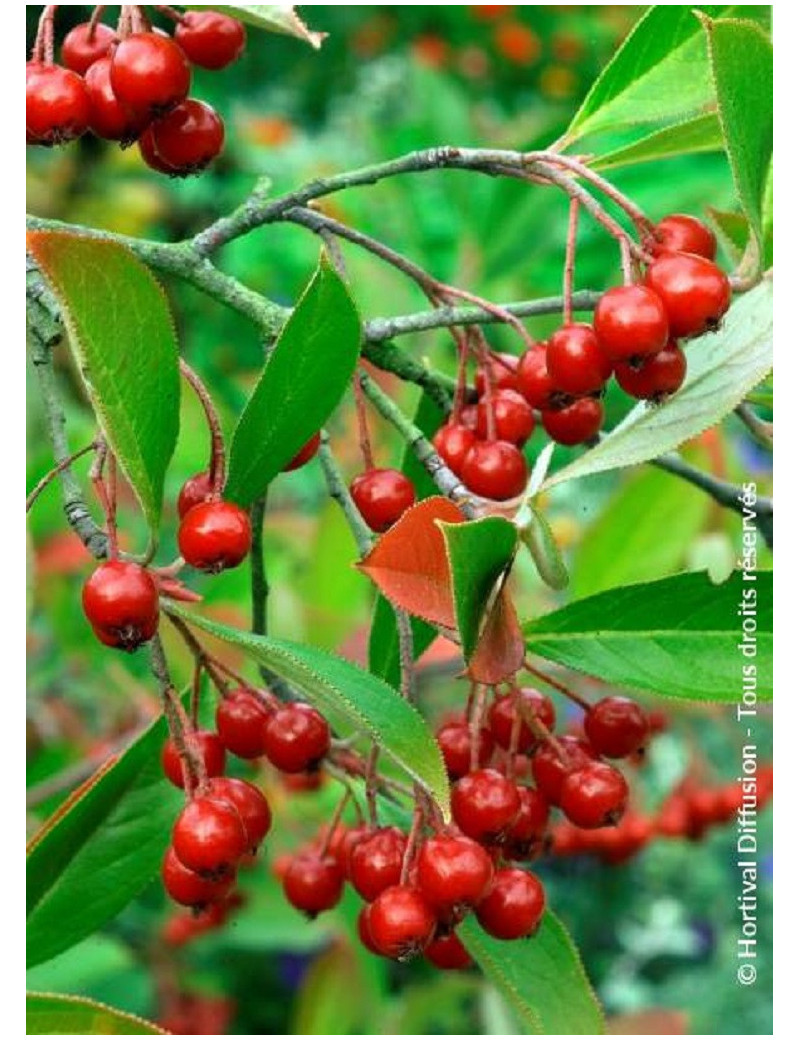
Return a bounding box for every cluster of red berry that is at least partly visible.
[551,765,773,863]
[431,213,731,501]
[26,10,246,175]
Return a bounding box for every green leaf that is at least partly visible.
[590,113,723,171]
[184,5,326,47]
[26,232,179,533]
[544,281,773,489]
[26,715,181,969]
[461,912,605,1035]
[701,16,773,254]
[439,518,518,661]
[520,510,569,592]
[523,570,772,702]
[166,606,450,813]
[571,463,712,598]
[706,207,752,264]
[26,993,165,1035]
[225,258,361,507]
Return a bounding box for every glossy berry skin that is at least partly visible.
[488,688,556,752]
[283,432,321,472]
[461,441,528,501]
[560,761,629,828]
[451,768,522,844]
[424,931,472,969]
[546,324,612,396]
[476,868,546,940]
[475,389,535,446]
[175,11,247,70]
[593,284,669,361]
[26,63,91,145]
[367,886,437,960]
[61,22,116,74]
[357,905,382,954]
[541,397,604,446]
[172,795,247,875]
[215,688,272,759]
[138,124,177,173]
[433,424,477,477]
[615,341,686,401]
[161,730,226,788]
[350,827,407,902]
[584,696,650,759]
[531,735,595,805]
[436,720,493,780]
[504,787,550,860]
[517,343,561,410]
[207,776,272,849]
[282,853,344,917]
[82,560,159,651]
[350,468,416,532]
[474,352,519,396]
[262,703,330,773]
[177,472,213,519]
[652,214,716,260]
[148,99,224,176]
[84,57,149,143]
[644,253,731,338]
[178,501,252,573]
[110,33,191,117]
[337,824,372,879]
[416,834,494,913]
[162,845,235,908]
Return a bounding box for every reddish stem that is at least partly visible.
[154,4,184,23]
[319,791,351,858]
[620,239,635,285]
[365,744,380,827]
[179,359,226,496]
[88,5,107,38]
[505,691,523,778]
[399,800,424,885]
[26,440,99,512]
[190,660,202,728]
[353,370,375,471]
[562,198,580,325]
[162,684,207,796]
[90,443,119,558]
[469,684,487,771]
[522,660,591,711]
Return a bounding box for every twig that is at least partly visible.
[249,493,290,695]
[26,441,99,512]
[393,606,416,702]
[317,432,374,558]
[562,199,580,325]
[735,404,773,450]
[179,359,226,494]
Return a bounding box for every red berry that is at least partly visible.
[350,827,407,902]
[475,868,545,940]
[215,688,272,759]
[162,845,234,908]
[161,730,226,788]
[644,253,732,338]
[433,424,477,477]
[175,11,247,69]
[178,501,252,573]
[283,432,321,472]
[26,62,90,145]
[367,885,437,960]
[517,342,561,410]
[488,688,556,753]
[282,853,344,917]
[84,57,149,143]
[531,735,595,805]
[172,795,248,875]
[652,214,716,261]
[593,285,669,362]
[138,124,177,173]
[357,905,383,954]
[350,468,416,532]
[207,776,272,850]
[475,352,519,396]
[424,930,472,969]
[147,98,224,176]
[61,22,116,74]
[461,441,528,500]
[546,324,612,396]
[262,703,330,773]
[459,404,479,431]
[541,397,604,446]
[584,696,650,759]
[614,341,687,401]
[475,389,535,446]
[337,824,373,879]
[110,32,191,117]
[436,720,493,780]
[504,787,550,860]
[451,768,521,844]
[177,472,213,519]
[416,834,494,913]
[82,560,159,651]
[560,761,629,828]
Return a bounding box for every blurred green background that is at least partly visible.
[27,5,772,1034]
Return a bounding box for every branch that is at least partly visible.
[317,432,374,558]
[249,493,291,696]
